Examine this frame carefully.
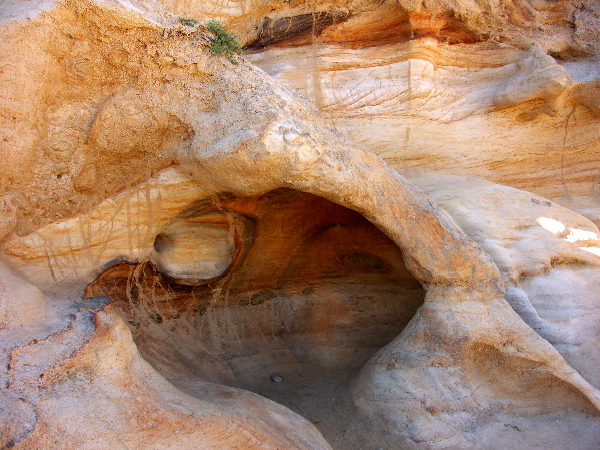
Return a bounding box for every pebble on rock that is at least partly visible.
[271,373,283,383]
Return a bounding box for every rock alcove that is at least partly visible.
[84,188,425,442]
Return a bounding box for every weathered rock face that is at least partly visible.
[411,174,600,386]
[182,0,600,222]
[129,0,600,227]
[248,42,600,202]
[1,0,599,449]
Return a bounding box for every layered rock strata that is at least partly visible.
[0,0,599,449]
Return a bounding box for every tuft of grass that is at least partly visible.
[206,20,243,65]
[178,15,198,27]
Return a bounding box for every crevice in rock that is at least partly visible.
[244,6,482,51]
[245,11,352,49]
[84,188,425,445]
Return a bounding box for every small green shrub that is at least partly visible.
[178,15,198,27]
[206,20,243,65]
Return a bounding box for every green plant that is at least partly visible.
[206,20,243,65]
[178,15,198,27]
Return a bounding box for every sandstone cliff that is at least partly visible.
[0,0,599,448]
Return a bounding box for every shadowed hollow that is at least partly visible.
[85,189,425,444]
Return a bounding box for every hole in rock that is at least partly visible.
[85,189,425,443]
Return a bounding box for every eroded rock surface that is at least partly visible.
[1,0,599,449]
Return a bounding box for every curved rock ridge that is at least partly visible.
[0,0,599,448]
[3,299,332,449]
[410,174,600,389]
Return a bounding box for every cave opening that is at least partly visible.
[85,188,425,442]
